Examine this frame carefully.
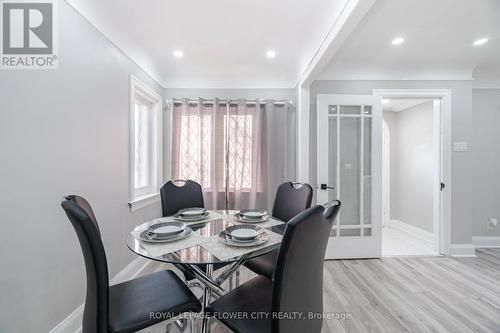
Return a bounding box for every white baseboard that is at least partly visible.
[472,236,500,248]
[110,257,149,285]
[449,243,476,257]
[50,257,149,333]
[390,219,433,243]
[48,304,84,333]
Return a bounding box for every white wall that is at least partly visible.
[472,65,500,89]
[387,102,435,232]
[471,89,500,237]
[309,80,473,245]
[0,2,164,332]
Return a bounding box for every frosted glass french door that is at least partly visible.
[317,94,382,259]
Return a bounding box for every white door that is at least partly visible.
[317,94,382,259]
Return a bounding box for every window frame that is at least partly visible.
[129,75,163,211]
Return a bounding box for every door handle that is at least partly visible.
[440,182,446,191]
[320,184,335,190]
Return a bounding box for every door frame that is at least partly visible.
[373,89,452,256]
[382,119,391,228]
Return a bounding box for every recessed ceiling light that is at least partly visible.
[173,50,184,58]
[473,38,489,46]
[266,50,276,58]
[391,37,405,46]
[382,99,391,105]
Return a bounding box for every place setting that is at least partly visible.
[173,207,213,224]
[138,221,192,243]
[144,207,215,227]
[234,209,269,223]
[197,222,282,262]
[223,208,284,228]
[218,224,269,247]
[130,209,213,257]
[137,207,212,244]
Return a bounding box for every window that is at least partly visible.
[224,114,253,189]
[177,113,253,190]
[172,101,259,193]
[129,76,162,210]
[134,100,150,191]
[179,114,212,188]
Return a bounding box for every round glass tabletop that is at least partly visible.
[126,210,286,265]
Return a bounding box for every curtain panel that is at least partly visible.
[170,98,296,211]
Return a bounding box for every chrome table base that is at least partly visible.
[177,259,247,332]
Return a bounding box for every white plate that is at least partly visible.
[140,227,192,243]
[178,207,206,217]
[240,210,267,219]
[218,231,269,247]
[174,212,210,222]
[224,225,264,241]
[234,214,269,223]
[227,237,257,243]
[147,222,186,238]
[230,228,259,239]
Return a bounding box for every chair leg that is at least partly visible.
[201,315,211,333]
[235,268,240,287]
[201,264,213,333]
[167,318,189,332]
[188,315,195,333]
[201,264,213,312]
[228,273,234,290]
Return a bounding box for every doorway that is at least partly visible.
[316,90,451,259]
[381,98,440,256]
[373,89,452,257]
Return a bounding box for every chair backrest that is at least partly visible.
[160,179,205,216]
[65,195,100,234]
[271,201,341,333]
[61,196,109,333]
[272,182,313,222]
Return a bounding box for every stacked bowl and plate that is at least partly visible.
[139,221,192,243]
[234,209,269,223]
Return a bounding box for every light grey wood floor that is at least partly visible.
[139,249,500,333]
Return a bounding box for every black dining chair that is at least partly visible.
[160,179,230,285]
[272,182,314,223]
[62,195,201,333]
[244,182,313,278]
[160,179,205,217]
[205,201,341,333]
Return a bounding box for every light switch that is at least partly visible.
[453,141,468,152]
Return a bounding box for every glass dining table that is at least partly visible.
[126,210,286,309]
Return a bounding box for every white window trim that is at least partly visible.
[129,75,163,211]
[129,192,161,212]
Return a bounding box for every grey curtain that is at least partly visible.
[171,98,296,212]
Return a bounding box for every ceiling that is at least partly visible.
[67,0,350,88]
[383,99,433,112]
[319,0,500,81]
